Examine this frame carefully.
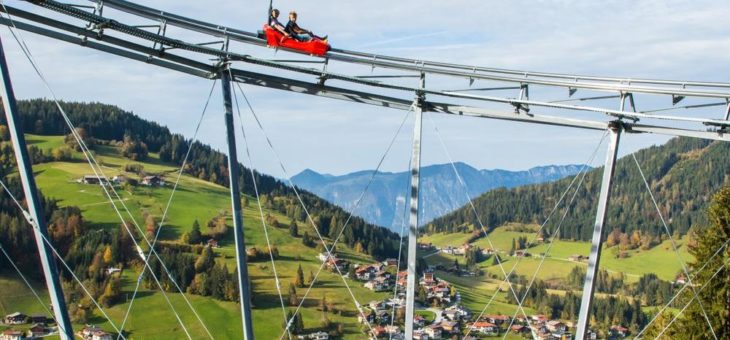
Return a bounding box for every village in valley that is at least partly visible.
[0,311,114,340]
[307,236,634,340]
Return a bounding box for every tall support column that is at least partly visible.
[576,121,622,339]
[0,37,73,339]
[404,74,425,339]
[221,65,254,340]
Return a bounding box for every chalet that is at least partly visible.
[420,272,435,286]
[80,325,113,340]
[444,304,471,320]
[481,248,495,255]
[325,257,347,272]
[673,274,687,285]
[141,175,164,187]
[358,311,376,324]
[440,321,459,334]
[364,277,391,292]
[568,254,586,262]
[514,315,529,325]
[453,243,472,256]
[80,175,103,185]
[413,315,427,327]
[317,252,331,262]
[441,246,455,255]
[511,324,529,334]
[207,239,219,248]
[423,324,442,339]
[371,326,387,338]
[383,258,398,266]
[28,314,49,324]
[417,242,433,250]
[514,250,531,257]
[546,320,567,333]
[610,325,629,337]
[470,321,498,336]
[531,314,548,324]
[89,330,112,340]
[0,330,23,340]
[28,323,47,337]
[111,175,131,185]
[368,300,386,311]
[387,297,405,308]
[3,312,26,325]
[307,331,329,340]
[412,330,428,340]
[376,310,391,324]
[396,271,408,287]
[356,266,375,281]
[443,309,459,321]
[483,314,510,325]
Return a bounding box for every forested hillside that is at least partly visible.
[4,99,400,259]
[427,137,726,241]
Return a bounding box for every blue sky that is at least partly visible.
[1,0,729,177]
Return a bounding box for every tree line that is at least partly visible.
[427,137,730,242]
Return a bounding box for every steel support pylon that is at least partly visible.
[0,36,74,339]
[404,75,425,339]
[221,66,255,339]
[576,122,622,339]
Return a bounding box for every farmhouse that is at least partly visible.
[3,312,26,325]
[470,321,499,336]
[483,314,510,325]
[28,323,48,337]
[610,325,629,337]
[568,254,586,262]
[79,325,113,340]
[79,175,103,185]
[0,330,23,340]
[141,175,165,186]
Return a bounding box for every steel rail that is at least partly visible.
[14,2,730,128]
[90,0,730,98]
[4,7,730,143]
[327,48,730,90]
[28,1,730,124]
[89,0,730,98]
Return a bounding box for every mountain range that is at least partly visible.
[292,163,588,231]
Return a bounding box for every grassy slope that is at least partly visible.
[419,223,693,325]
[2,135,389,339]
[421,225,692,282]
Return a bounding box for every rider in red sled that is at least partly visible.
[264,8,329,56]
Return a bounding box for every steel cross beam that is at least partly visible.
[0,36,74,339]
[576,121,622,338]
[404,74,425,339]
[221,65,255,339]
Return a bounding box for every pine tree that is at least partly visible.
[189,220,202,244]
[195,246,214,273]
[320,292,328,311]
[677,186,730,338]
[288,283,299,306]
[510,238,516,255]
[295,264,305,288]
[289,220,299,237]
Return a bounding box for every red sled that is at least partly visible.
[263,25,330,56]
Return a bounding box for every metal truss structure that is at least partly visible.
[0,1,729,339]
